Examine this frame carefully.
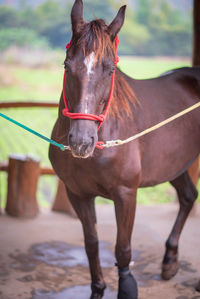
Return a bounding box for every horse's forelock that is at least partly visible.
[75,19,114,61]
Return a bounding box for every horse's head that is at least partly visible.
[63,0,126,158]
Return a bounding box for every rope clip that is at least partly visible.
[104,139,122,148]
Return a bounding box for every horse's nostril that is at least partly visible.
[68,134,74,149]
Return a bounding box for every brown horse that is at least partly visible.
[49,1,200,298]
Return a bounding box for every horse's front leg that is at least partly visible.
[113,186,138,299]
[66,188,106,299]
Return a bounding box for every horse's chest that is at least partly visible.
[55,154,114,197]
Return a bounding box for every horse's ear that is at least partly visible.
[71,0,84,34]
[108,5,126,41]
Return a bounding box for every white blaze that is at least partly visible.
[84,52,95,76]
[83,52,95,113]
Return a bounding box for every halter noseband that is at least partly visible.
[62,36,120,134]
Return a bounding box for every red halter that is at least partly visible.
[62,36,120,149]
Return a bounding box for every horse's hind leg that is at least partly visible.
[162,171,198,280]
[65,188,106,299]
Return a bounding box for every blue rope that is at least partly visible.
[0,112,66,151]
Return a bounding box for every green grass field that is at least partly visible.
[1,56,199,208]
[118,56,191,79]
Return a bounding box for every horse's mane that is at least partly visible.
[74,19,137,119]
[113,70,137,119]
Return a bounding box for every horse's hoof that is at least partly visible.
[161,260,179,280]
[90,282,106,299]
[118,267,138,299]
[90,293,103,299]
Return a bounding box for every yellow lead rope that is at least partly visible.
[102,102,200,148]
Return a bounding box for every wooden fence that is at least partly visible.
[0,101,76,218]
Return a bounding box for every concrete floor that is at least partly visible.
[0,203,200,299]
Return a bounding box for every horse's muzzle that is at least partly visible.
[69,140,95,158]
[68,120,98,158]
[68,133,96,159]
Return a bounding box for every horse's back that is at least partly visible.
[135,66,200,186]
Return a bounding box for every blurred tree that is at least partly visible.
[136,0,152,26]
[83,0,114,22]
[135,0,192,56]
[0,0,192,56]
[0,27,49,50]
[0,5,19,28]
[34,0,69,48]
[120,9,151,55]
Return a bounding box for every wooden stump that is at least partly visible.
[188,158,199,216]
[6,154,40,218]
[190,1,200,215]
[188,158,199,186]
[193,0,200,66]
[52,179,77,218]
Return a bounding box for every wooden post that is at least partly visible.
[188,159,199,187]
[188,158,199,216]
[6,154,40,218]
[193,0,200,66]
[189,0,200,216]
[52,179,77,218]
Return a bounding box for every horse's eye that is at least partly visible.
[103,63,115,76]
[109,66,115,76]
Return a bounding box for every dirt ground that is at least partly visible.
[0,203,200,299]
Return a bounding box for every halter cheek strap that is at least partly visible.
[62,36,120,135]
